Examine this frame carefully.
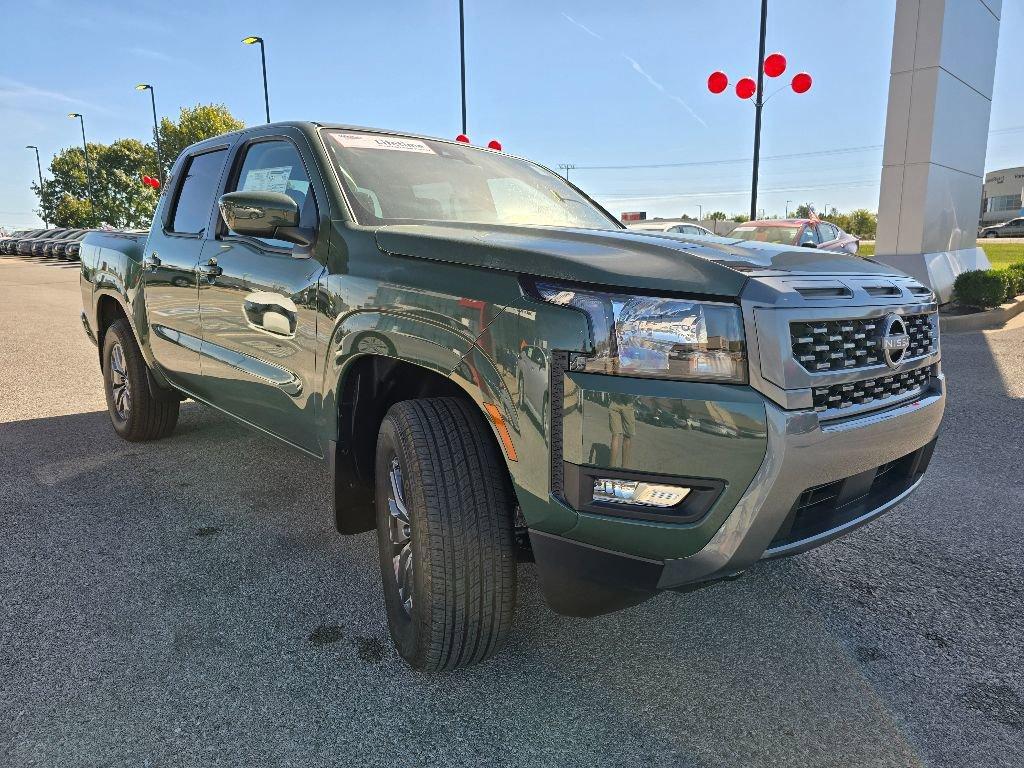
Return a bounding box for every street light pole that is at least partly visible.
[459,0,467,135]
[785,199,791,218]
[25,145,46,227]
[136,84,164,185]
[749,0,768,222]
[242,36,271,123]
[697,204,703,224]
[68,113,95,210]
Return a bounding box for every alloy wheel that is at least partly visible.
[387,456,414,614]
[109,342,132,420]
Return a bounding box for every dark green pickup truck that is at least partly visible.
[80,123,945,671]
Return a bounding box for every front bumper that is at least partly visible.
[533,376,945,616]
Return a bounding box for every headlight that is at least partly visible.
[535,282,747,383]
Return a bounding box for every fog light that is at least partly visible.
[592,479,691,508]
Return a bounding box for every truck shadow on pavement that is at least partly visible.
[3,321,1022,767]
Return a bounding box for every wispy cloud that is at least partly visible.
[0,76,111,114]
[127,47,175,63]
[561,12,707,129]
[561,12,603,40]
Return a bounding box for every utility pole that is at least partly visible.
[68,113,95,210]
[242,36,271,123]
[749,0,768,222]
[558,163,575,182]
[135,84,164,185]
[25,145,46,226]
[785,200,792,217]
[459,0,467,135]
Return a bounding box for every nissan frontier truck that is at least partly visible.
[79,123,944,671]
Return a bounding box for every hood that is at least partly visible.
[374,223,906,298]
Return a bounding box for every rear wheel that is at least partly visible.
[985,231,999,238]
[375,397,517,671]
[102,319,179,441]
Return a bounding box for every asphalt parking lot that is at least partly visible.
[1,255,1021,768]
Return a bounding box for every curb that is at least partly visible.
[940,294,1024,333]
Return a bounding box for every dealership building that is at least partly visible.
[980,166,1024,225]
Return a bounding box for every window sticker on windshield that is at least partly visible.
[732,226,756,232]
[331,133,435,154]
[243,166,292,194]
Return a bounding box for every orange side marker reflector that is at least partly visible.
[483,403,518,462]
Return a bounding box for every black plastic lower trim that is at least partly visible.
[530,530,663,617]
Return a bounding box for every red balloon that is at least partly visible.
[141,175,151,185]
[792,72,812,94]
[763,52,787,78]
[455,134,470,143]
[150,178,160,189]
[487,139,502,151]
[735,77,757,99]
[707,71,728,94]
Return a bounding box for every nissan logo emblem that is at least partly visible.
[881,313,911,368]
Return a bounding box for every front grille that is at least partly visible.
[811,364,934,412]
[790,313,934,373]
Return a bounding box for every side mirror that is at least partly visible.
[218,190,312,247]
[800,241,818,248]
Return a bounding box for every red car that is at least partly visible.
[727,218,860,254]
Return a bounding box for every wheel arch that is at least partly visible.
[327,342,519,536]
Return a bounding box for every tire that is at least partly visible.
[985,231,998,238]
[101,319,179,441]
[375,397,517,671]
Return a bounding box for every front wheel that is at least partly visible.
[375,398,517,671]
[985,231,999,238]
[102,319,179,441]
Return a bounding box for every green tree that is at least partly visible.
[37,139,159,228]
[33,103,244,229]
[847,209,877,238]
[157,103,245,176]
[732,213,750,223]
[707,211,727,221]
[794,203,814,219]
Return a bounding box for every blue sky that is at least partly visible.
[2,0,1022,229]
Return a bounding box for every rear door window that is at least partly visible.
[169,149,228,235]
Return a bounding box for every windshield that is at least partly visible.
[729,224,802,245]
[323,130,618,229]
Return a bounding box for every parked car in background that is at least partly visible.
[40,229,76,258]
[19,229,55,255]
[627,221,715,237]
[979,216,1024,238]
[1,230,29,254]
[3,229,45,255]
[55,230,90,260]
[727,218,860,254]
[32,229,68,257]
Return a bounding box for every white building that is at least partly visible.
[980,166,1024,225]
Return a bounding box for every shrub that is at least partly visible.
[1005,262,1024,298]
[953,269,1010,309]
